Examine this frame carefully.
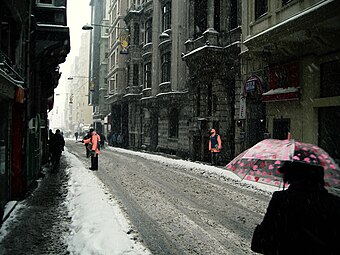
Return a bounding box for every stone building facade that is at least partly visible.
[106,0,129,145]
[183,0,241,162]
[109,0,242,163]
[101,0,340,165]
[239,0,340,162]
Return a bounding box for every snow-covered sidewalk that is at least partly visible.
[65,149,151,255]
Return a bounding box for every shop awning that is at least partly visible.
[262,87,299,102]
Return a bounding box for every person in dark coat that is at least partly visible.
[50,129,65,171]
[83,131,91,158]
[251,161,340,255]
[98,132,105,149]
[48,129,55,165]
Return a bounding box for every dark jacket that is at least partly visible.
[51,133,65,154]
[251,182,340,254]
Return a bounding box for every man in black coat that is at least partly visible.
[83,131,92,158]
[251,161,340,255]
[50,129,65,171]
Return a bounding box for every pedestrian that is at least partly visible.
[82,129,101,170]
[98,132,105,149]
[83,131,91,158]
[208,128,222,165]
[48,129,55,165]
[50,129,65,171]
[74,131,78,141]
[251,161,340,255]
[110,132,117,147]
[117,133,122,147]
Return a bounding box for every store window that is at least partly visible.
[319,107,340,163]
[273,118,290,140]
[320,60,340,98]
[169,108,179,138]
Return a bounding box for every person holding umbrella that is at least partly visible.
[251,161,340,254]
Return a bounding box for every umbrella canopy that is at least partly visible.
[226,139,340,187]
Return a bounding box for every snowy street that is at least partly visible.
[0,140,280,254]
[67,140,276,254]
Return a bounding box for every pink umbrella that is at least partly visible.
[226,139,340,187]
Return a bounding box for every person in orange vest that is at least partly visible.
[82,128,101,170]
[209,128,222,165]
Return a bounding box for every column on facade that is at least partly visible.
[151,0,161,95]
[171,0,187,91]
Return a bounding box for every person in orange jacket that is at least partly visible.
[209,128,222,165]
[82,128,101,170]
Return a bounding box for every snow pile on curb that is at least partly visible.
[108,147,280,194]
[64,151,151,255]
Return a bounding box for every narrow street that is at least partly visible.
[68,141,272,255]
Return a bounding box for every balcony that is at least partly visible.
[32,2,70,96]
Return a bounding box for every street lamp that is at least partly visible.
[67,76,92,80]
[82,23,129,31]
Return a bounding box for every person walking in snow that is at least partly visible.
[209,128,222,165]
[83,131,91,158]
[82,129,101,170]
[50,129,65,171]
[251,161,340,254]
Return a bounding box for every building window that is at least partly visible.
[162,2,171,31]
[161,52,171,83]
[169,108,179,138]
[133,64,139,87]
[144,62,152,88]
[194,0,207,38]
[320,60,340,98]
[38,0,53,4]
[109,77,116,93]
[110,52,116,70]
[214,0,220,32]
[255,0,268,20]
[230,0,238,29]
[145,18,152,43]
[282,0,293,6]
[133,23,140,45]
